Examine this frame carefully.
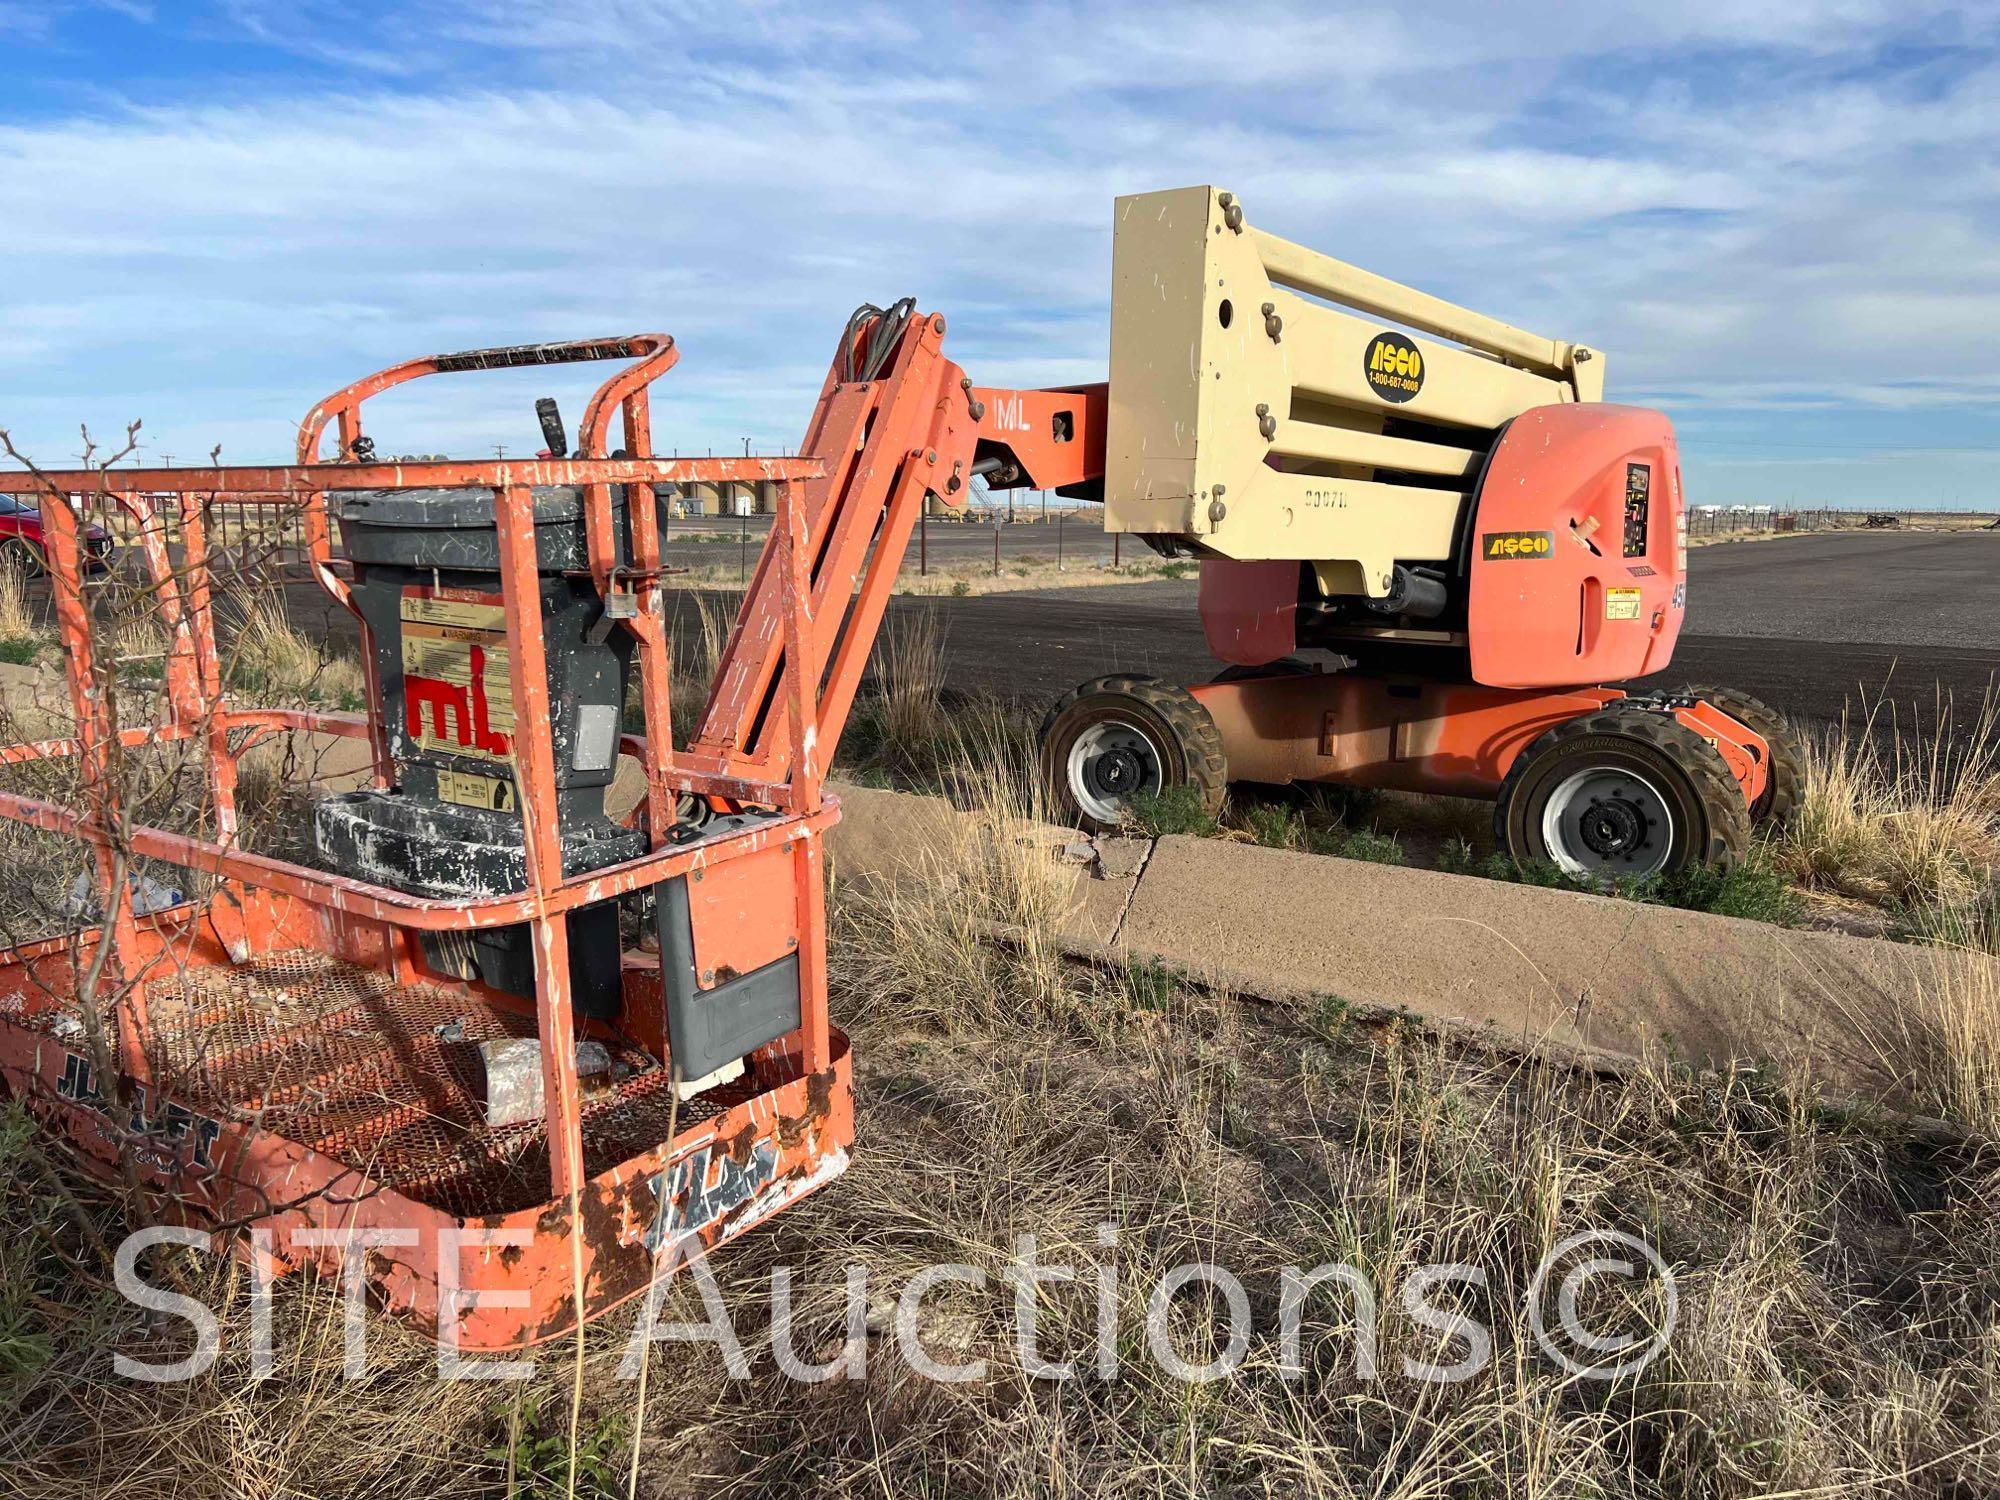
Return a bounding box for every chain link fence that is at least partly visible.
[91,497,2000,587]
[1687,507,1998,539]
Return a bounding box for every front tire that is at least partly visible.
[1038,674,1227,833]
[1495,705,1749,880]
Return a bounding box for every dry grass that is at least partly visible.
[832,722,1083,1036]
[831,604,1038,794]
[689,805,1999,1497]
[0,1166,522,1499]
[0,560,40,651]
[873,605,948,749]
[667,589,740,745]
[2,743,1998,1497]
[221,593,366,709]
[4,576,1998,1497]
[891,558,1197,597]
[1773,685,2000,912]
[1913,960,2000,1141]
[1860,901,2000,1141]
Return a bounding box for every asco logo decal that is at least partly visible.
[1363,331,1425,403]
[1482,529,1554,561]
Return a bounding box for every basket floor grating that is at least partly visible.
[56,949,753,1217]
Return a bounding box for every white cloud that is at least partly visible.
[0,0,1992,508]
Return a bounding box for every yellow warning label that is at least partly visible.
[438,768,517,813]
[1605,587,1643,621]
[400,587,514,763]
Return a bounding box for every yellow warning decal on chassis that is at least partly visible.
[400,586,515,763]
[1605,587,1643,621]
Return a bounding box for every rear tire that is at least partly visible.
[1495,705,1749,880]
[1039,674,1227,833]
[1681,684,1804,827]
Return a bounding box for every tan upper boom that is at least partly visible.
[1104,185,1605,598]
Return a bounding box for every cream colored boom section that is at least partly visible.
[1104,185,1605,599]
[1252,228,1571,376]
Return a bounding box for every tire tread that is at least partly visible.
[1681,683,1805,826]
[1038,674,1228,830]
[1494,702,1750,874]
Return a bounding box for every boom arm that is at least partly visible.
[681,308,1108,792]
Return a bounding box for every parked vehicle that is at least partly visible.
[0,494,115,573]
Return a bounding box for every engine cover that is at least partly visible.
[1467,404,1685,689]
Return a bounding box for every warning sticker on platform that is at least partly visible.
[438,767,517,812]
[400,586,514,763]
[1605,587,1643,621]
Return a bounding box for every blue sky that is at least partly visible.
[0,0,1995,505]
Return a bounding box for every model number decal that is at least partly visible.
[1481,530,1553,560]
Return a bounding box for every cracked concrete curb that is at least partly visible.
[823,779,1997,1105]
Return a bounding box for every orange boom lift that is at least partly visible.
[0,188,1798,1343]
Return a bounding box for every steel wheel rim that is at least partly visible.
[1541,765,1675,879]
[1067,719,1165,824]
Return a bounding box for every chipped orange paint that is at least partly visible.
[0,333,867,1347]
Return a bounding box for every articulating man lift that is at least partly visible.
[1019,187,1800,879]
[0,188,1795,1344]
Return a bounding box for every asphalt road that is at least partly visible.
[266,527,1997,747]
[856,530,2000,745]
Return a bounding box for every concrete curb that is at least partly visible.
[824,780,1995,1103]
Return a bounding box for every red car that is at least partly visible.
[0,495,115,574]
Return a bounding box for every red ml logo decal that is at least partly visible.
[406,643,512,759]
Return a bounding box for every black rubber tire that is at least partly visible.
[1680,684,1805,827]
[1494,704,1749,879]
[0,537,46,577]
[1039,674,1227,833]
